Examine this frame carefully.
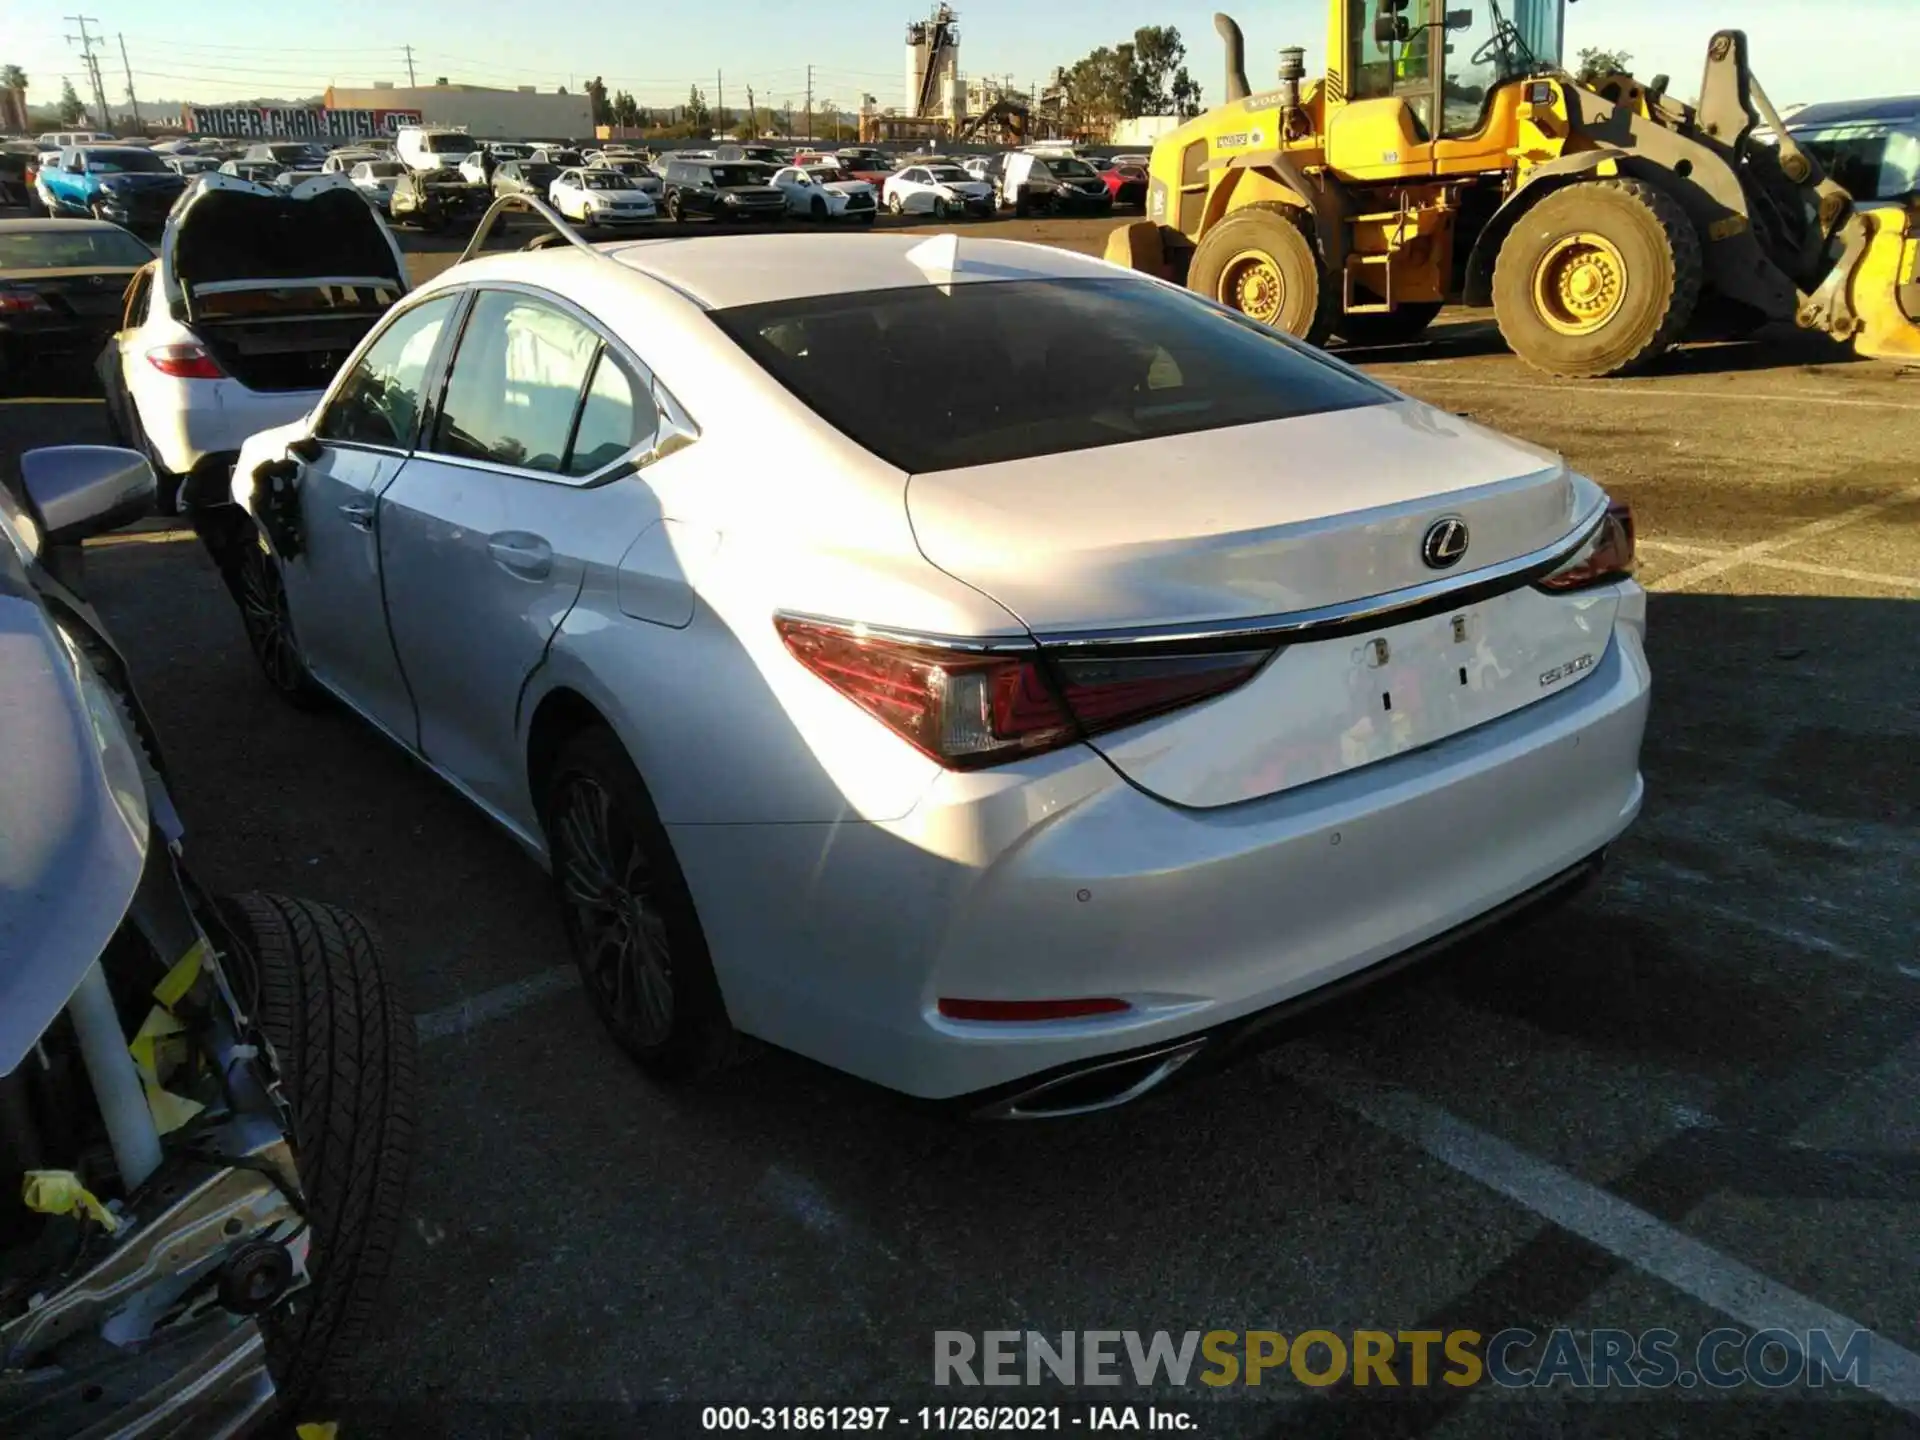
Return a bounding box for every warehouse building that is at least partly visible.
[323,82,593,139]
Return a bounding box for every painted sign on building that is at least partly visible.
[182,106,425,139]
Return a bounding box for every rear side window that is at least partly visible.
[317,294,457,448]
[431,291,600,473]
[712,277,1391,472]
[566,352,658,476]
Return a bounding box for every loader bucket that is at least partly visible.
[1847,202,1920,364]
[1105,220,1172,281]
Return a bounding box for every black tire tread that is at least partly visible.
[1190,201,1338,347]
[221,892,417,1416]
[1494,176,1703,378]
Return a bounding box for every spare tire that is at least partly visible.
[219,893,417,1417]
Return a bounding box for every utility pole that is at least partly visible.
[64,16,111,130]
[716,70,724,138]
[745,84,755,140]
[804,63,813,143]
[403,43,418,88]
[116,32,142,131]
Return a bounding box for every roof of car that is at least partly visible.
[591,231,1125,309]
[1788,95,1920,129]
[0,217,127,233]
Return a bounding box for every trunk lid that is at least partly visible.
[161,173,408,317]
[906,401,1616,807]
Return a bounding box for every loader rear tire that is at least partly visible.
[1334,302,1443,346]
[1493,177,1701,378]
[1189,203,1336,347]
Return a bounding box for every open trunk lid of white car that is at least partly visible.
[160,174,409,392]
[718,271,1624,808]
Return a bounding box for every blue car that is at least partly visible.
[36,145,188,234]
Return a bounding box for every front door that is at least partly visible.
[377,288,665,819]
[278,292,459,744]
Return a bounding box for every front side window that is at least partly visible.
[712,277,1389,473]
[316,294,457,449]
[432,292,601,473]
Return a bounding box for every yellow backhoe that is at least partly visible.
[1105,0,1920,376]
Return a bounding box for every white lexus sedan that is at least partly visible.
[225,231,1649,1116]
[771,164,878,223]
[881,163,997,218]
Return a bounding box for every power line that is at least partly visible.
[63,15,111,129]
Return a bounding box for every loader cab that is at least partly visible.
[1343,0,1565,143]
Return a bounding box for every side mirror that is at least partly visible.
[1375,14,1408,45]
[1446,8,1475,28]
[19,446,156,546]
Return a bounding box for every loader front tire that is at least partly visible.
[1189,203,1336,347]
[1493,177,1702,378]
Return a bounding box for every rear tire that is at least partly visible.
[218,893,416,1419]
[1492,176,1702,378]
[541,726,740,1081]
[810,196,828,222]
[1333,302,1444,346]
[666,192,683,223]
[1188,202,1337,347]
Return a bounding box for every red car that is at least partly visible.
[1094,158,1149,209]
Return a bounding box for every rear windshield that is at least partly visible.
[926,166,970,183]
[423,134,471,153]
[0,228,154,270]
[713,277,1390,472]
[580,172,634,189]
[712,165,770,187]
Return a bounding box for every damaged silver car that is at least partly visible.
[0,445,416,1437]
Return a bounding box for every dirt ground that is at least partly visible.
[3,210,1917,1438]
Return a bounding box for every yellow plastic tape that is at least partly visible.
[295,1424,339,1440]
[154,938,208,1011]
[129,1007,206,1135]
[22,1170,120,1232]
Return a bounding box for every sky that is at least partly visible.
[8,0,1917,116]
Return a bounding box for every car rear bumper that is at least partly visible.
[0,315,115,358]
[672,614,1650,1103]
[140,378,322,477]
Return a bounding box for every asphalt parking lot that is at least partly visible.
[5,214,1919,1438]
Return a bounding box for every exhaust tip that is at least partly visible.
[980,1037,1208,1121]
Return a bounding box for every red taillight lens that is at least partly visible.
[0,290,52,314]
[938,997,1131,1021]
[775,618,1271,770]
[1536,501,1636,593]
[145,343,224,379]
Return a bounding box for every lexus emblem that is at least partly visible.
[1422,518,1470,570]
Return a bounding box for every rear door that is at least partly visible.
[278,291,460,742]
[376,286,668,819]
[98,264,153,445]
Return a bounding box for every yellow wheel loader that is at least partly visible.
[1105,0,1920,376]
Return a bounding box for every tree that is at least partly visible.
[1127,25,1186,116]
[685,83,710,131]
[585,76,609,126]
[612,90,639,127]
[1172,68,1202,119]
[1576,47,1632,84]
[1062,45,1132,131]
[1,64,27,94]
[57,76,85,124]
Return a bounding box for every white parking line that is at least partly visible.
[1272,1043,1920,1414]
[1639,540,1920,593]
[1394,374,1920,414]
[415,964,578,1043]
[1649,484,1920,593]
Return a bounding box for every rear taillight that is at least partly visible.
[0,290,52,314]
[1536,501,1636,593]
[775,618,1271,769]
[145,343,223,379]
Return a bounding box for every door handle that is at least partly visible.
[487,531,553,580]
[338,499,376,532]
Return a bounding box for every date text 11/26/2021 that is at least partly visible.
[701,1406,1196,1432]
